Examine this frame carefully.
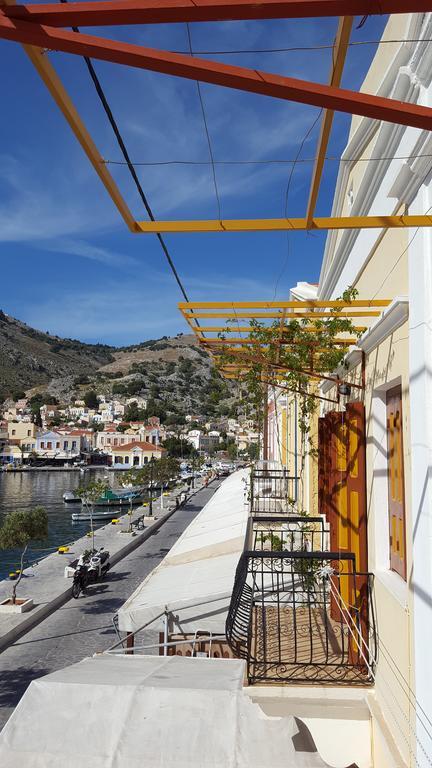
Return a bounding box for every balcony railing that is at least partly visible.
[249,515,329,553]
[226,517,376,685]
[250,467,299,515]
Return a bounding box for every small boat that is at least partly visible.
[92,487,147,507]
[71,508,123,522]
[63,491,81,503]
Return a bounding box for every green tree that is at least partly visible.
[12,390,26,401]
[0,507,48,604]
[246,443,259,460]
[84,390,99,409]
[119,470,143,531]
[163,436,195,458]
[112,383,127,395]
[127,380,143,396]
[153,456,180,486]
[227,442,238,460]
[77,480,108,549]
[124,403,145,422]
[144,399,167,422]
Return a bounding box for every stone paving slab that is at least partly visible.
[0,481,205,652]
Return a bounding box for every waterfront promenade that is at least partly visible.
[0,481,220,730]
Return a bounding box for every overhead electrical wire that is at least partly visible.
[104,153,432,167]
[170,38,432,55]
[186,23,222,222]
[271,108,323,300]
[58,0,195,313]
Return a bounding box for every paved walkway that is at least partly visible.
[0,481,221,731]
[0,480,195,650]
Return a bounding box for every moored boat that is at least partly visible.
[63,491,81,503]
[71,508,125,521]
[92,487,147,507]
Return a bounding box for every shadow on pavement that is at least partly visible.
[11,624,113,646]
[77,596,126,615]
[0,666,50,725]
[105,570,130,582]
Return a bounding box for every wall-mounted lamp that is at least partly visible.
[338,382,352,397]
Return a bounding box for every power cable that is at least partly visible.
[58,0,194,312]
[272,109,323,300]
[170,38,432,56]
[186,23,222,221]
[104,152,432,167]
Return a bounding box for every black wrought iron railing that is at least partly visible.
[250,467,299,515]
[249,515,329,553]
[226,518,376,685]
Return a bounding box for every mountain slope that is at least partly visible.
[0,311,115,399]
[0,313,236,418]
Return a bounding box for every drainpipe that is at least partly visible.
[294,395,298,503]
[262,382,269,462]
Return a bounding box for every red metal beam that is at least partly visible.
[2,0,430,27]
[1,14,432,131]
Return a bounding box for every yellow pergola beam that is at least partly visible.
[183,310,381,319]
[197,325,367,333]
[180,300,390,309]
[137,215,432,233]
[209,340,358,349]
[5,12,137,232]
[306,16,353,226]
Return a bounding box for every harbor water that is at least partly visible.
[0,469,116,580]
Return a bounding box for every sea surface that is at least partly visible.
[0,469,115,580]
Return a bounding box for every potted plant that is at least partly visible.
[0,506,48,613]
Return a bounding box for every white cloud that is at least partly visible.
[20,271,278,344]
[41,238,139,269]
[0,153,118,243]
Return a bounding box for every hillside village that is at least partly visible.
[0,319,259,467]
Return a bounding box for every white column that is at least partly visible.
[408,184,432,766]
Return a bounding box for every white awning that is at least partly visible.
[118,469,249,633]
[0,655,336,767]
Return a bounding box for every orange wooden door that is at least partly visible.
[320,405,368,649]
[386,386,406,580]
[319,405,367,570]
[345,402,368,574]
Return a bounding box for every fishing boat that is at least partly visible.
[63,491,81,503]
[92,487,147,507]
[71,508,125,522]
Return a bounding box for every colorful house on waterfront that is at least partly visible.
[35,430,82,461]
[110,441,165,467]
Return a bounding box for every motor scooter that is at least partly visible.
[71,547,111,599]
[87,547,111,581]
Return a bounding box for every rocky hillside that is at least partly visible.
[0,311,115,400]
[0,312,237,419]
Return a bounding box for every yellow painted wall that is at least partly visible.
[7,422,38,442]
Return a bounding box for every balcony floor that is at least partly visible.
[249,603,372,685]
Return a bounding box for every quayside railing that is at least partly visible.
[226,516,376,685]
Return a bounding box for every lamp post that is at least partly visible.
[191,454,195,490]
[149,456,155,516]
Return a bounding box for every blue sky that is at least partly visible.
[0,12,388,344]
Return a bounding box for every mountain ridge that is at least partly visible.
[0,311,235,419]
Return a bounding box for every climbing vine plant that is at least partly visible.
[218,287,361,441]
